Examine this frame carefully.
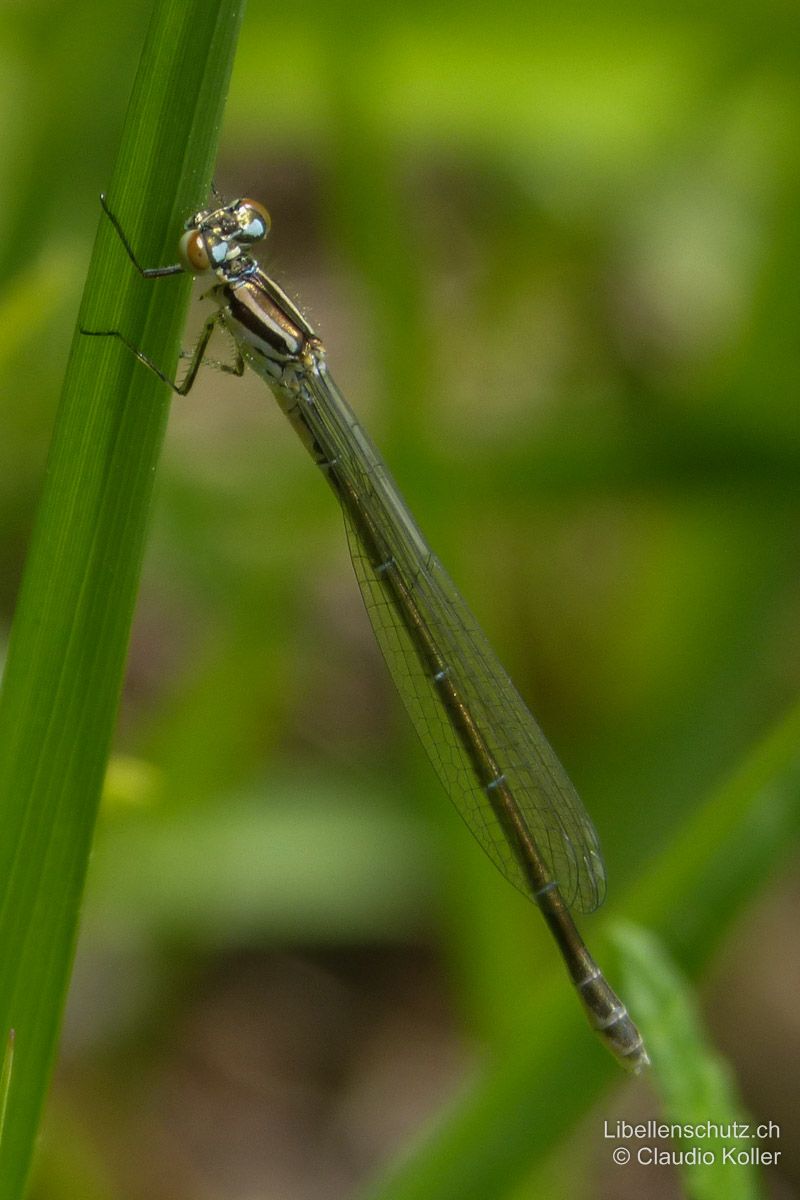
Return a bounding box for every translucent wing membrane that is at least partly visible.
[301,370,606,914]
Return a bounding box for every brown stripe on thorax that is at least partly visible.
[226,278,306,361]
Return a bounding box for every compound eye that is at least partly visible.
[236,199,271,242]
[179,229,210,272]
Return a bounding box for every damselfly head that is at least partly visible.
[178,198,272,277]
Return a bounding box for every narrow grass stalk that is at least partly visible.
[360,700,800,1200]
[0,1030,14,1153]
[613,923,762,1200]
[0,3,245,1195]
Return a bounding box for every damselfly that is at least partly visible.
[84,194,648,1072]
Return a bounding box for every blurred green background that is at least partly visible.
[1,0,799,1196]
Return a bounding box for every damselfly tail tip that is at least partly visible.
[622,1040,651,1075]
[604,1018,650,1075]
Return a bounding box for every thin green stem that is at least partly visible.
[0,3,245,1195]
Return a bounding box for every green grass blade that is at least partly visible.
[359,699,800,1200]
[612,922,762,1200]
[0,2,245,1196]
[0,1030,14,1153]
